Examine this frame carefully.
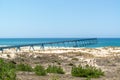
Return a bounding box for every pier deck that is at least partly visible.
[0,38,97,52]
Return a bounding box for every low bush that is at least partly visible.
[34,65,46,76]
[16,63,33,72]
[46,65,65,74]
[0,58,16,80]
[71,65,104,78]
[68,63,74,66]
[72,58,79,61]
[50,74,60,80]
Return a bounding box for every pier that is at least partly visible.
[0,38,97,52]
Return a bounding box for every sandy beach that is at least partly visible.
[1,46,120,58]
[0,47,120,80]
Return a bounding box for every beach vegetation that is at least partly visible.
[53,60,61,65]
[50,74,60,80]
[57,62,61,65]
[72,57,79,61]
[0,58,16,80]
[34,65,47,76]
[68,63,74,66]
[46,65,65,74]
[16,63,33,72]
[71,65,104,78]
[7,54,11,58]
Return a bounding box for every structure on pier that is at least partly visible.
[0,38,97,52]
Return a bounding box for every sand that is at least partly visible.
[0,47,120,80]
[0,47,120,59]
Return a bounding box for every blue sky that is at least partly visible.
[0,0,120,38]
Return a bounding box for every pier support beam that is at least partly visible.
[0,38,97,52]
[16,47,21,52]
[29,45,35,51]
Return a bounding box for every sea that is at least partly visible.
[0,38,120,48]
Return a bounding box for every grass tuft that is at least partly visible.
[71,65,104,78]
[46,65,65,74]
[16,63,33,72]
[72,58,79,61]
[34,65,47,76]
[0,58,16,80]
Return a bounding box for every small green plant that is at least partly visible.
[0,58,16,80]
[7,54,11,58]
[85,78,91,80]
[57,62,61,65]
[71,65,104,78]
[68,63,74,66]
[16,63,33,72]
[72,58,79,61]
[46,65,65,74]
[34,65,46,76]
[50,74,60,80]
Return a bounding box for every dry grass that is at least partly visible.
[65,52,94,58]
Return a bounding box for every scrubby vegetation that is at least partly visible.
[34,65,47,76]
[0,58,16,80]
[68,63,74,66]
[0,58,105,80]
[16,63,33,72]
[71,65,104,78]
[72,58,79,61]
[50,74,60,80]
[46,65,65,74]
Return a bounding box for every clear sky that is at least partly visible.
[0,0,120,38]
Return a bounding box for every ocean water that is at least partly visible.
[88,38,120,47]
[0,38,120,48]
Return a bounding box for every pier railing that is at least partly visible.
[0,38,97,52]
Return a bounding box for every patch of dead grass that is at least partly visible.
[64,52,94,58]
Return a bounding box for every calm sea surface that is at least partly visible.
[0,38,120,48]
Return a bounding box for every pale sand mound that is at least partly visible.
[0,47,120,80]
[0,47,120,59]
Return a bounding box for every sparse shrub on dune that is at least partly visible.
[68,63,75,66]
[16,63,33,72]
[34,65,47,76]
[0,58,16,80]
[46,65,65,74]
[67,52,94,58]
[71,65,104,78]
[76,52,94,58]
[50,74,60,80]
[72,57,79,61]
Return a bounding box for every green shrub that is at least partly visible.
[46,65,65,74]
[0,58,16,80]
[71,65,104,78]
[68,63,74,66]
[72,58,79,61]
[50,74,60,80]
[34,65,46,76]
[7,61,16,69]
[57,62,61,65]
[16,63,33,72]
